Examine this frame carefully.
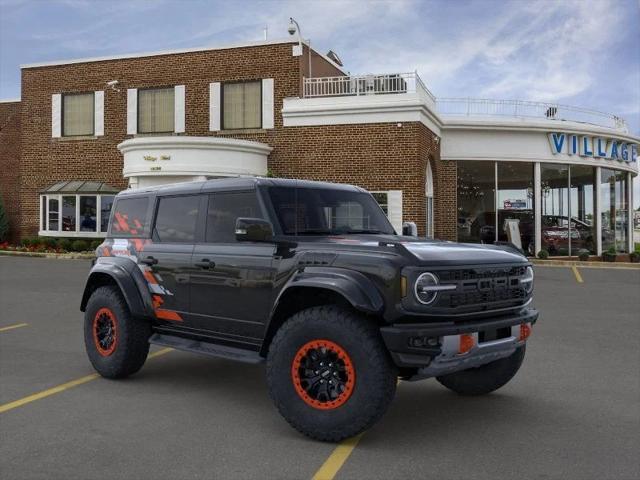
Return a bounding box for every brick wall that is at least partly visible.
[13,40,448,240]
[0,101,21,242]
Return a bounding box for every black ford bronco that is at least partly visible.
[81,177,537,441]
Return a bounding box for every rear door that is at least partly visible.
[189,190,277,342]
[141,194,203,324]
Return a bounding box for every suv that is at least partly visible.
[81,177,538,442]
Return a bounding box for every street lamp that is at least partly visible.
[288,17,311,78]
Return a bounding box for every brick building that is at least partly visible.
[1,38,638,255]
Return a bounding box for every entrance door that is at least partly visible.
[189,191,277,343]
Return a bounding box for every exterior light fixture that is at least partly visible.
[288,17,311,77]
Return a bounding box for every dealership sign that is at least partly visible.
[548,133,638,163]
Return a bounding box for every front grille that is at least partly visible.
[434,265,530,311]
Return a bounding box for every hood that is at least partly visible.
[401,240,527,266]
[295,234,528,266]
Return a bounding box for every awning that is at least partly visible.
[40,181,120,194]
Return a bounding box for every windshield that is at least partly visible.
[267,186,395,236]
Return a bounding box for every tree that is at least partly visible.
[0,193,9,242]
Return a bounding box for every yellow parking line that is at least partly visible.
[0,323,28,333]
[312,433,364,480]
[0,347,173,414]
[571,265,584,283]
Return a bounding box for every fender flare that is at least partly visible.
[80,257,154,320]
[273,266,385,316]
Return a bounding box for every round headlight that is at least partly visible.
[414,272,440,305]
[521,266,534,294]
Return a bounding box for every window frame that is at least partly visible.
[39,193,115,238]
[221,80,263,131]
[151,194,205,244]
[137,86,176,134]
[61,91,95,137]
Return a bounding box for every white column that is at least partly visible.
[595,167,602,256]
[534,162,541,255]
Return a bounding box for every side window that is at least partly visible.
[111,197,149,236]
[153,195,200,243]
[206,191,262,243]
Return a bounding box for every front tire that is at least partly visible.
[436,345,526,396]
[84,286,151,379]
[266,305,397,442]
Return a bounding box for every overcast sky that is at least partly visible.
[1,0,638,206]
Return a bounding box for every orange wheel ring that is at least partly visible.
[291,339,355,410]
[93,307,118,357]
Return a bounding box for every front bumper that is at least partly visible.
[380,307,538,379]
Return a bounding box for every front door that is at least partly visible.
[189,191,277,343]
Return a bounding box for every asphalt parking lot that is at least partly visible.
[1,256,639,480]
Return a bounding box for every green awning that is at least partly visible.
[41,181,120,194]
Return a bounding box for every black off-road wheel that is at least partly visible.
[436,345,526,396]
[266,305,397,442]
[84,286,151,379]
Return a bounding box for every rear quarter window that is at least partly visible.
[110,197,150,237]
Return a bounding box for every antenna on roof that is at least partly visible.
[263,25,268,40]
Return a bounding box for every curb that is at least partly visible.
[0,250,95,260]
[531,259,640,269]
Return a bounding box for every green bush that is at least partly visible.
[0,194,9,242]
[58,238,73,252]
[41,237,58,249]
[21,237,35,247]
[603,246,617,262]
[71,239,89,252]
[90,239,102,250]
[577,249,590,261]
[537,249,549,259]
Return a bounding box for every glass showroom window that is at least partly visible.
[40,194,115,237]
[601,169,628,253]
[569,165,596,254]
[540,164,570,256]
[222,81,261,129]
[63,92,94,136]
[497,162,534,253]
[457,161,496,244]
[138,87,174,133]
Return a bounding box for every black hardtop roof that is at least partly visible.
[116,177,366,198]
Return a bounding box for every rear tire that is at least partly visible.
[84,286,151,379]
[436,345,526,396]
[266,305,397,442]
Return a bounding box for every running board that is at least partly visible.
[149,333,264,364]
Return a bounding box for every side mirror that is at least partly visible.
[235,218,274,242]
[402,221,418,237]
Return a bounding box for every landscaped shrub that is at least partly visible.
[58,238,73,252]
[21,237,34,247]
[71,239,89,252]
[41,237,58,249]
[603,246,617,262]
[577,249,590,261]
[90,239,102,250]
[537,249,549,259]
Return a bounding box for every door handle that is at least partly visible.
[194,258,215,269]
[141,256,158,266]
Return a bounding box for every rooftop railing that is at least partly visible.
[303,72,436,102]
[301,73,628,132]
[436,98,628,132]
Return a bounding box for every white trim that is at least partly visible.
[94,90,104,136]
[209,82,221,131]
[386,190,403,234]
[38,230,106,238]
[534,162,542,255]
[127,88,137,135]
[0,98,20,103]
[174,85,186,133]
[595,167,602,256]
[262,78,275,129]
[20,38,300,69]
[51,94,61,138]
